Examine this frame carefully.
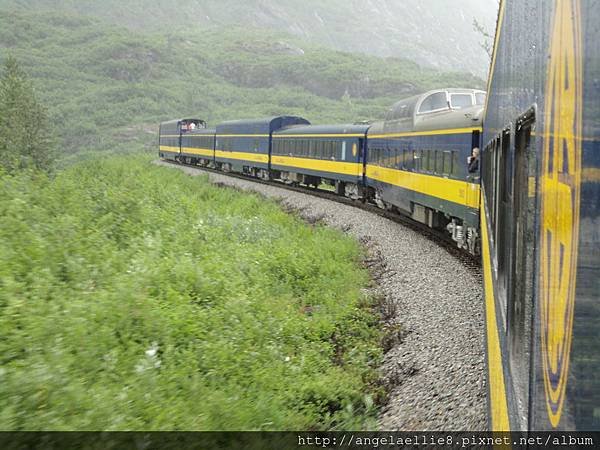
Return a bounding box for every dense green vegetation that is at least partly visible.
[0,56,54,172]
[0,0,497,77]
[0,154,383,430]
[0,11,484,156]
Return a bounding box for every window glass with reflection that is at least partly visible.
[418,92,448,113]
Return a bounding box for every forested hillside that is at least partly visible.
[0,11,484,155]
[0,0,498,76]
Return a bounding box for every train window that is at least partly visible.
[329,141,336,160]
[450,94,473,109]
[317,141,324,159]
[436,151,444,174]
[508,111,535,427]
[413,150,419,172]
[496,129,512,329]
[253,139,260,152]
[303,140,309,157]
[502,131,511,202]
[452,151,460,177]
[475,92,486,105]
[418,92,449,114]
[443,151,452,175]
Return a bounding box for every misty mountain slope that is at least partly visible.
[0,11,484,154]
[0,0,498,76]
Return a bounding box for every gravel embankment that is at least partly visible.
[155,161,486,430]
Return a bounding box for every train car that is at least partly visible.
[214,116,310,179]
[481,0,600,431]
[271,124,369,196]
[180,127,216,167]
[366,89,485,253]
[158,118,207,162]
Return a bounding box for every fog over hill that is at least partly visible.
[0,0,498,77]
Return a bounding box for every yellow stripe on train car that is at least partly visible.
[369,126,482,140]
[480,193,511,432]
[214,150,269,164]
[273,134,366,138]
[271,155,362,176]
[160,145,180,153]
[366,164,480,209]
[181,147,214,157]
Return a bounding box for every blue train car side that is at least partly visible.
[481,0,600,431]
[159,118,208,162]
[180,127,216,167]
[215,116,310,179]
[366,89,484,253]
[271,124,369,196]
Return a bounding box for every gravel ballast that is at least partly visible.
[156,161,486,430]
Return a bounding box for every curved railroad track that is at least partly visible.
[156,158,486,430]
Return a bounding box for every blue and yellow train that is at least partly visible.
[159,88,484,255]
[158,0,599,432]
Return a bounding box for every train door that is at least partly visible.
[177,121,184,159]
[507,109,536,428]
[360,137,368,185]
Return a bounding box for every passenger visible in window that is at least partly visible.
[468,147,480,173]
[189,122,196,130]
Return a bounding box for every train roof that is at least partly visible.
[160,118,206,127]
[273,123,370,137]
[369,88,485,136]
[160,118,207,133]
[189,128,216,135]
[216,116,310,135]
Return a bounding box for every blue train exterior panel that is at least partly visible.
[481,0,600,431]
[215,116,310,172]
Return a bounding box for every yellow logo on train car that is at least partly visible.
[540,0,583,428]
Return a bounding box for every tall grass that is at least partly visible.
[0,155,382,430]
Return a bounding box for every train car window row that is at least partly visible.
[185,136,213,149]
[370,147,458,177]
[272,139,344,160]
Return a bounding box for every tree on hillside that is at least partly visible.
[0,56,55,173]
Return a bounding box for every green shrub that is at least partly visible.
[0,154,382,430]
